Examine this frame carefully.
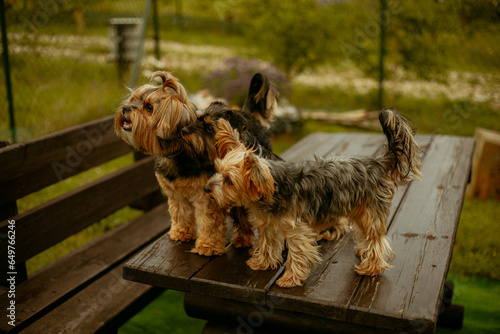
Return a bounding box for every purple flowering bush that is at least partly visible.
[202,57,290,107]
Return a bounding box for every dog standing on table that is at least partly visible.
[204,108,422,287]
[114,71,278,255]
[180,100,283,247]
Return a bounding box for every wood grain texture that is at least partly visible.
[0,203,170,333]
[189,245,285,304]
[123,221,236,292]
[19,265,164,334]
[0,157,160,264]
[279,132,346,161]
[0,116,131,206]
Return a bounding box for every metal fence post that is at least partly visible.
[153,0,160,60]
[378,0,386,110]
[129,0,152,89]
[1,0,16,143]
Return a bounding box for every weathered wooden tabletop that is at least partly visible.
[123,132,475,334]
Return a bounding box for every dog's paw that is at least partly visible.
[192,243,226,256]
[246,257,270,271]
[354,260,391,276]
[169,229,196,242]
[276,273,302,288]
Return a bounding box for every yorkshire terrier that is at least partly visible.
[115,71,278,255]
[204,108,422,287]
[181,100,283,247]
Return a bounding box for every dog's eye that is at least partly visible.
[224,175,233,186]
[205,124,214,134]
[145,103,154,113]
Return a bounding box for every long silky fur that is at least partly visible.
[208,109,422,287]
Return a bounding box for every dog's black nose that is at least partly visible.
[122,105,131,114]
[204,185,211,194]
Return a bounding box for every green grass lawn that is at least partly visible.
[437,274,500,334]
[120,290,205,334]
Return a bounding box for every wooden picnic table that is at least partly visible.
[123,132,475,334]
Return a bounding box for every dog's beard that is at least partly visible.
[120,128,135,148]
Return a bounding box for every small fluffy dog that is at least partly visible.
[181,100,283,247]
[115,71,277,255]
[205,108,422,287]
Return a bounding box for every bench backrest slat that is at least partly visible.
[0,157,160,264]
[0,116,131,207]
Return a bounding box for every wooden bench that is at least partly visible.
[0,116,170,333]
[123,132,475,334]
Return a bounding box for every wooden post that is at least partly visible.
[466,128,500,200]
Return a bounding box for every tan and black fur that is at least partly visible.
[180,99,282,247]
[115,71,278,255]
[205,108,422,287]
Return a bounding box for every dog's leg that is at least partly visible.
[192,196,227,256]
[246,222,284,271]
[352,207,395,276]
[156,173,197,242]
[318,218,350,241]
[230,207,254,248]
[276,218,320,288]
[166,192,197,242]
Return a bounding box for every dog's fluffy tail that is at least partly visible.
[379,108,422,184]
[242,73,278,128]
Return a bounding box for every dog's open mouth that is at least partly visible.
[120,115,132,132]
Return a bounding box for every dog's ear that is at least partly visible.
[154,97,193,139]
[242,73,278,127]
[215,119,242,158]
[242,153,274,202]
[223,110,247,133]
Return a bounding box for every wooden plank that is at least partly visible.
[347,136,475,333]
[0,202,26,286]
[0,203,170,333]
[0,157,160,264]
[19,264,164,334]
[123,223,235,292]
[266,135,434,323]
[123,234,205,291]
[302,109,381,130]
[189,246,284,304]
[0,116,132,206]
[279,132,346,161]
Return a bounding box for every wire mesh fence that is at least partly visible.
[1,0,499,143]
[0,0,147,142]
